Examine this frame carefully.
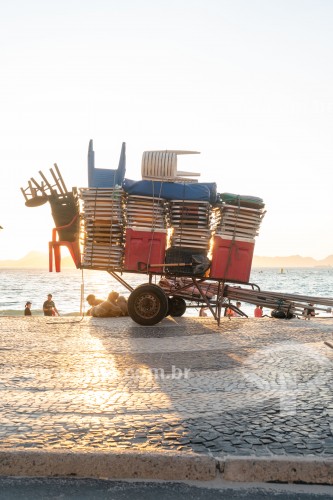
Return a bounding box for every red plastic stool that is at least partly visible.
[49,215,81,272]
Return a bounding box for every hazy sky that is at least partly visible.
[0,0,332,260]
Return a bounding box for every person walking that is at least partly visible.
[43,294,59,316]
[24,301,32,316]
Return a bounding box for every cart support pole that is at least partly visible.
[192,278,218,322]
[216,280,225,326]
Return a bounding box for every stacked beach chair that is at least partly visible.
[133,150,211,275]
[125,195,167,229]
[165,200,212,275]
[169,200,212,250]
[80,188,125,269]
[79,141,128,270]
[123,195,169,272]
[20,165,81,272]
[210,193,266,282]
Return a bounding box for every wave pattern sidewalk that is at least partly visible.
[1,316,333,457]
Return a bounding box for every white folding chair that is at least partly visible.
[141,150,201,182]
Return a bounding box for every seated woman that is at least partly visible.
[303,303,316,320]
[91,291,128,318]
[108,291,128,316]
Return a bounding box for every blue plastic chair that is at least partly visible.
[88,140,126,188]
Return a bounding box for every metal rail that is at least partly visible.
[100,270,333,324]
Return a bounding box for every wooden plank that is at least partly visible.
[53,163,68,193]
[30,177,45,193]
[50,167,65,195]
[38,170,55,194]
[20,187,28,201]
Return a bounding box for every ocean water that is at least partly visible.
[0,267,332,317]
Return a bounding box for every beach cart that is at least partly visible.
[21,145,333,324]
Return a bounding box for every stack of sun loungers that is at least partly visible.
[123,195,168,272]
[214,203,265,239]
[164,200,212,276]
[126,195,168,229]
[215,193,265,238]
[169,200,212,250]
[80,188,125,269]
[210,194,266,282]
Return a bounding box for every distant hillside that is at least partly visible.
[0,251,332,269]
[253,254,333,268]
[0,251,75,268]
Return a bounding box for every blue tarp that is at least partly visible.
[122,179,217,203]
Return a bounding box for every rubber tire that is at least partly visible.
[128,284,168,326]
[168,297,187,317]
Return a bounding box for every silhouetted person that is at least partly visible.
[303,303,315,320]
[24,301,32,316]
[86,294,103,316]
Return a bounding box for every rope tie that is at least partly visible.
[108,187,116,270]
[146,180,164,273]
[223,195,241,280]
[90,188,98,269]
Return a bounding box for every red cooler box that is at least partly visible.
[124,227,167,273]
[210,235,255,282]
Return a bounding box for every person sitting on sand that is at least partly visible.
[254,305,263,317]
[225,302,243,318]
[233,301,242,317]
[90,291,129,318]
[108,291,128,316]
[90,291,122,318]
[199,306,208,317]
[90,300,120,318]
[86,294,103,316]
[116,296,128,316]
[225,305,235,318]
[303,303,316,320]
[107,291,125,317]
[24,301,32,316]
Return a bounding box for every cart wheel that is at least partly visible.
[128,284,168,326]
[168,297,186,317]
